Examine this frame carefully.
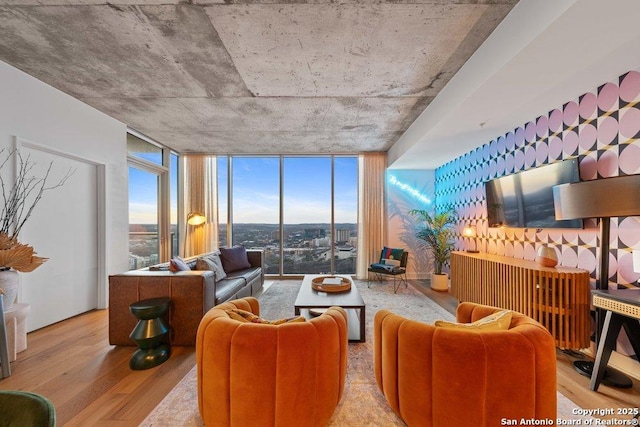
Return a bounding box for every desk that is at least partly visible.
[590,289,640,391]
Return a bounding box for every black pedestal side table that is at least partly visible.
[129,297,171,370]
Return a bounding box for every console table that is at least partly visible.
[450,251,591,349]
[590,289,640,391]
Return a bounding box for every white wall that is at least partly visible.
[0,61,129,331]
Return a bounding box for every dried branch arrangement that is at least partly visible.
[0,148,73,273]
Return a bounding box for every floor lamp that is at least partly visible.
[554,173,640,387]
[183,212,206,256]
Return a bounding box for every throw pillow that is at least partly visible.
[169,256,191,272]
[379,246,404,264]
[195,253,227,281]
[219,246,252,273]
[225,309,305,325]
[434,310,513,331]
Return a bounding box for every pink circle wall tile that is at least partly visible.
[580,153,598,179]
[617,251,639,285]
[513,242,524,258]
[563,130,579,157]
[596,115,618,147]
[548,135,563,160]
[524,145,536,168]
[496,156,506,175]
[563,101,579,127]
[497,135,506,154]
[619,70,640,103]
[597,148,619,178]
[578,247,597,273]
[597,82,619,113]
[536,115,548,138]
[608,252,618,280]
[619,142,640,174]
[505,241,514,257]
[525,121,537,142]
[505,153,515,173]
[524,242,536,260]
[579,92,598,120]
[514,127,525,148]
[536,140,549,165]
[548,231,563,245]
[549,108,563,134]
[506,132,515,151]
[489,140,498,157]
[579,123,598,151]
[619,106,640,139]
[561,247,579,268]
[489,159,497,178]
[617,217,640,248]
[514,148,525,170]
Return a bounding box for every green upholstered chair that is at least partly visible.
[0,390,56,426]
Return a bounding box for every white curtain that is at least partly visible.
[356,152,387,279]
[183,155,217,257]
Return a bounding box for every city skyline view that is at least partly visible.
[129,155,358,225]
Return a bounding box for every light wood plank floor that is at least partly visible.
[0,281,638,426]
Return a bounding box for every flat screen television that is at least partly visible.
[485,159,583,229]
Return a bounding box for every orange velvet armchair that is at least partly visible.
[196,297,348,427]
[374,301,557,427]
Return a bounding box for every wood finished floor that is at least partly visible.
[0,280,638,426]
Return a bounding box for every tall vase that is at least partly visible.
[0,269,19,310]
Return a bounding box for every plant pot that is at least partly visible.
[0,269,19,310]
[430,273,449,292]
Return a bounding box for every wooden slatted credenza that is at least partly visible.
[450,251,591,349]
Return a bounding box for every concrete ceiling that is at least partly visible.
[389,0,640,169]
[0,0,517,157]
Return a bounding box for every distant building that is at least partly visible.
[335,228,351,243]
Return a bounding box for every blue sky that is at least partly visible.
[129,155,358,225]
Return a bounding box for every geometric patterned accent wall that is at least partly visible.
[435,69,640,289]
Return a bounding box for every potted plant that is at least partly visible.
[409,207,457,291]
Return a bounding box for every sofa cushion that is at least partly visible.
[219,246,252,273]
[195,253,227,281]
[215,277,249,303]
[435,309,513,331]
[225,308,305,324]
[169,256,191,272]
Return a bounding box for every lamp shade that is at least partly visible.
[187,212,206,226]
[553,174,640,220]
[462,226,476,238]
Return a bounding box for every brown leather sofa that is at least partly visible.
[108,250,264,346]
[374,301,557,427]
[196,297,348,427]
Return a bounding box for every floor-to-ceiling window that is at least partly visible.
[127,131,178,269]
[231,157,281,274]
[283,156,332,274]
[222,155,357,276]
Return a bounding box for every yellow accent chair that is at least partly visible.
[196,297,348,427]
[374,301,557,426]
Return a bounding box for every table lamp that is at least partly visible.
[462,226,479,253]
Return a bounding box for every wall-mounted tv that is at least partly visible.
[485,159,583,229]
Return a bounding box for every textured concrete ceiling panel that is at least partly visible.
[0,1,517,155]
[151,130,399,154]
[0,5,248,98]
[207,4,487,97]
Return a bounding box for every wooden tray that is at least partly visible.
[311,276,352,293]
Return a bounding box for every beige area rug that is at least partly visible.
[140,280,593,426]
